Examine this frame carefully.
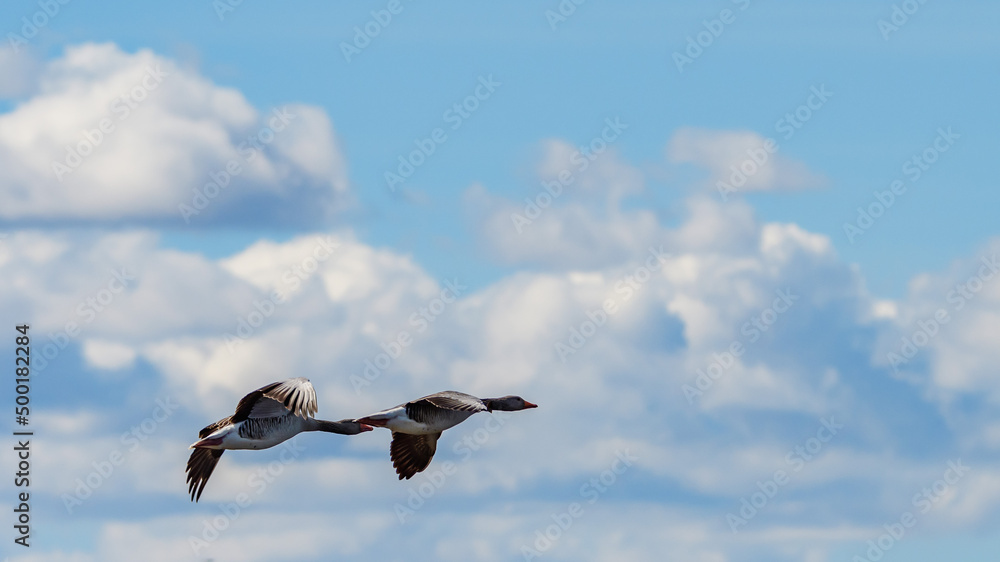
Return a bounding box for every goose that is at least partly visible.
[356,391,537,480]
[185,377,372,502]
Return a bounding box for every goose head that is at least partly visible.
[485,396,538,412]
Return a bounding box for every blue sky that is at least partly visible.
[1,1,999,561]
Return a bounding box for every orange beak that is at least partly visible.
[523,401,538,409]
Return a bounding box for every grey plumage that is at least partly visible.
[358,390,537,480]
[238,416,292,440]
[186,378,369,502]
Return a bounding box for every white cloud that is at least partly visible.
[0,46,40,99]
[668,127,825,195]
[4,127,999,561]
[82,339,136,370]
[462,137,661,269]
[6,217,996,561]
[467,126,827,270]
[874,240,1000,453]
[0,43,349,225]
[94,511,393,562]
[878,240,1000,398]
[536,138,644,204]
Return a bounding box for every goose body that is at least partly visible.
[186,377,371,501]
[357,391,537,480]
[195,413,340,450]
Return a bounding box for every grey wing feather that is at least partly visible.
[246,397,295,419]
[417,391,486,413]
[187,378,316,503]
[263,377,318,419]
[232,378,317,423]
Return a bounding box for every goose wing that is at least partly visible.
[197,416,232,439]
[406,391,486,420]
[232,377,318,422]
[390,431,441,480]
[186,447,224,502]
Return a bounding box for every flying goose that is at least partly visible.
[356,391,537,480]
[186,377,372,502]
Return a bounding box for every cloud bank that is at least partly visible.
[0,43,349,227]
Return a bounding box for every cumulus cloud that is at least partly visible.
[668,127,825,196]
[0,45,40,98]
[466,183,663,269]
[82,339,137,370]
[3,125,997,561]
[874,239,1000,454]
[535,137,644,204]
[880,240,1000,399]
[467,128,829,270]
[0,43,349,226]
[465,139,662,269]
[5,216,994,561]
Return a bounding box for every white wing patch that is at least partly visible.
[262,377,318,419]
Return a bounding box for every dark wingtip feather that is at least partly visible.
[185,448,224,502]
[389,432,439,480]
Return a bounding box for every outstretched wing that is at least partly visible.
[390,431,441,480]
[186,448,224,502]
[232,377,318,423]
[186,379,316,502]
[420,391,487,412]
[405,391,485,423]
